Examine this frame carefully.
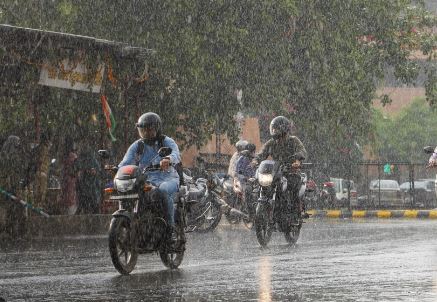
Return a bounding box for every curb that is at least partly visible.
[307,209,437,219]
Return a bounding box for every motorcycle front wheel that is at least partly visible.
[196,196,222,233]
[284,223,302,245]
[159,225,185,269]
[108,217,138,275]
[255,204,272,248]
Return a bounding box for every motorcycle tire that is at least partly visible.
[255,205,272,248]
[196,196,222,233]
[159,225,185,269]
[108,217,138,275]
[284,223,301,245]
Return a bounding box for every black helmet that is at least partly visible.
[269,116,292,139]
[235,140,248,152]
[136,112,162,139]
[244,143,256,153]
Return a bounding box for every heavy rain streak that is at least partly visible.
[0,1,436,301]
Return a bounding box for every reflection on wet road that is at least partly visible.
[1,219,437,301]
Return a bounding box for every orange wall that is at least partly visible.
[180,117,262,167]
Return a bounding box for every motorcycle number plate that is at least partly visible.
[110,194,139,200]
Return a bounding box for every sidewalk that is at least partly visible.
[27,214,111,238]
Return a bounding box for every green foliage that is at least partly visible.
[371,98,437,162]
[0,0,435,173]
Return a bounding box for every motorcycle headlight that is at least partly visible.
[114,178,136,193]
[257,173,273,187]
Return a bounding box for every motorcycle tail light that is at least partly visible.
[104,187,114,194]
[143,184,153,192]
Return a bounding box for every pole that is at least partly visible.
[0,187,50,218]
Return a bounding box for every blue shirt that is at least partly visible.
[118,136,181,185]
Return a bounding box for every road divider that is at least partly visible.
[307,209,437,219]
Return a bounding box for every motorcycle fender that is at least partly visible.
[112,210,132,222]
[281,177,288,192]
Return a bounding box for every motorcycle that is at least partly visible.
[254,159,308,247]
[302,178,318,210]
[183,170,223,232]
[319,181,337,209]
[231,174,259,228]
[101,147,187,275]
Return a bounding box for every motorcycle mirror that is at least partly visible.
[158,147,172,157]
[98,149,111,159]
[424,146,435,154]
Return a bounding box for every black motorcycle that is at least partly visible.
[183,170,222,232]
[102,147,186,275]
[254,159,308,247]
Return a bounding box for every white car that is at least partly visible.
[330,177,358,207]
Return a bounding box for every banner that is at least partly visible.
[39,59,104,93]
[101,95,117,142]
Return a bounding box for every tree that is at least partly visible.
[371,97,437,162]
[0,0,435,169]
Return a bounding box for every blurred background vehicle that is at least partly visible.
[330,177,357,208]
[400,179,437,208]
[368,179,403,208]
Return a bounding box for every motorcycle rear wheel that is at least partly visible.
[108,217,138,275]
[284,223,301,245]
[159,226,185,269]
[255,207,272,248]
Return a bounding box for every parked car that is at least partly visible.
[369,179,403,208]
[400,180,437,208]
[330,177,358,208]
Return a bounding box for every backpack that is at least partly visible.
[135,135,185,185]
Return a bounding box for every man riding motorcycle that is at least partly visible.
[118,112,181,239]
[251,116,307,223]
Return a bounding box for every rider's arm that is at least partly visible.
[163,137,181,165]
[292,136,307,161]
[118,141,138,168]
[254,139,272,164]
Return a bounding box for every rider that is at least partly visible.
[118,112,181,238]
[228,139,248,178]
[235,143,256,179]
[252,116,307,223]
[235,142,257,207]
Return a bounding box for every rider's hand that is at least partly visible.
[292,160,301,169]
[250,159,258,168]
[160,157,171,171]
[427,158,437,169]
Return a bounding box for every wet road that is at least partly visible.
[1,219,437,301]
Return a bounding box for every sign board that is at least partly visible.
[39,59,105,93]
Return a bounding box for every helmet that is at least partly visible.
[244,143,256,153]
[235,140,248,152]
[136,112,162,139]
[269,116,292,139]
